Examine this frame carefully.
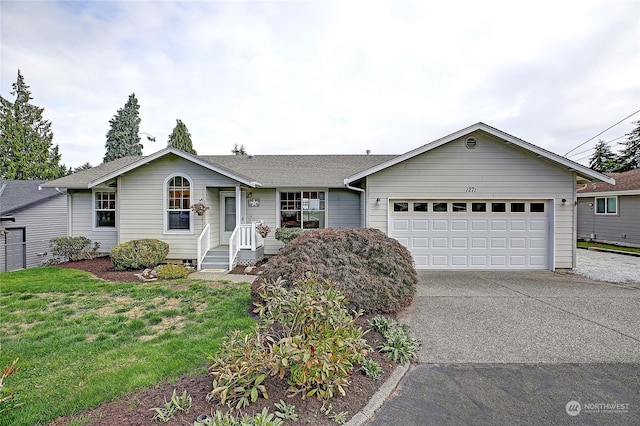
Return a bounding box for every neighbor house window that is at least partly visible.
[595,197,617,215]
[166,175,192,231]
[94,191,116,228]
[280,191,325,229]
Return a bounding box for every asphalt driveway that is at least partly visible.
[362,267,640,425]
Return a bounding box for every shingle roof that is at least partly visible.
[40,156,141,189]
[199,155,396,187]
[577,169,640,194]
[0,180,66,215]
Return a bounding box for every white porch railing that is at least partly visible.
[229,222,264,270]
[196,223,210,271]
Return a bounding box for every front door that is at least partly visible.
[220,191,246,244]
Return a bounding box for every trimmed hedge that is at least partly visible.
[256,228,417,314]
[110,239,169,271]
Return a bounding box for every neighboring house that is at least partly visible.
[576,169,640,247]
[42,123,613,271]
[0,180,68,271]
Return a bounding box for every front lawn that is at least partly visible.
[0,267,254,426]
[577,241,640,254]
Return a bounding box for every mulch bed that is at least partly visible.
[50,257,397,425]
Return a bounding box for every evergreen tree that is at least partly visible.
[103,93,142,163]
[616,120,640,171]
[588,140,619,173]
[167,119,197,155]
[0,70,68,180]
[73,162,93,173]
[231,143,247,155]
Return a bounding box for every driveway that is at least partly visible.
[363,258,640,425]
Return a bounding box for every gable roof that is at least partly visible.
[344,122,616,185]
[0,180,66,215]
[42,148,395,189]
[577,169,640,196]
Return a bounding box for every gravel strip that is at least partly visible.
[574,249,640,284]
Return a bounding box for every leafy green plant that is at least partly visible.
[322,403,348,425]
[370,316,418,366]
[207,329,270,409]
[260,228,417,314]
[360,358,383,381]
[49,236,100,261]
[274,399,298,421]
[274,228,304,244]
[256,276,370,400]
[195,408,284,426]
[110,239,169,270]
[150,389,192,422]
[156,264,189,279]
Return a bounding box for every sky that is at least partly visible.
[1,0,639,169]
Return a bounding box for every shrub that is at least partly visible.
[258,228,418,314]
[110,239,169,271]
[208,276,369,408]
[360,358,383,381]
[370,315,418,366]
[156,264,189,279]
[274,228,304,244]
[49,236,100,261]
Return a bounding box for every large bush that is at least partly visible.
[110,239,169,271]
[50,236,100,261]
[274,228,304,244]
[256,228,417,314]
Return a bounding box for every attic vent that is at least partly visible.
[465,137,477,149]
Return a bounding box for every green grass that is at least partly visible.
[0,267,254,426]
[577,241,640,254]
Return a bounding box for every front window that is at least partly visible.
[280,191,325,229]
[95,191,116,228]
[595,197,617,215]
[167,175,192,230]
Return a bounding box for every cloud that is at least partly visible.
[1,0,638,168]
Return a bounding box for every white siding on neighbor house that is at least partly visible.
[366,132,577,269]
[69,191,118,252]
[118,155,240,261]
[0,194,68,270]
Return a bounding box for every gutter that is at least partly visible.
[345,184,367,228]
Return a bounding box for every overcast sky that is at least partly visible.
[2,0,639,169]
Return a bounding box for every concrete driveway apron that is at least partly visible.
[365,271,640,426]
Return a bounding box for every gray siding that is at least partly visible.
[328,189,361,228]
[0,194,68,270]
[365,132,577,269]
[577,195,640,246]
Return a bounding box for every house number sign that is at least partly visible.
[465,187,477,192]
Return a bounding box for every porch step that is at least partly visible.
[201,246,229,270]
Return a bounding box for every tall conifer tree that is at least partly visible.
[588,140,619,173]
[167,119,197,155]
[617,121,640,171]
[103,93,142,162]
[0,70,67,179]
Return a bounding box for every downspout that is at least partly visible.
[345,184,366,228]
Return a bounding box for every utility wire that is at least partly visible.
[564,108,640,156]
[567,134,627,158]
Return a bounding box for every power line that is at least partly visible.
[566,134,627,158]
[564,108,640,156]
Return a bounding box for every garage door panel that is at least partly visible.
[389,201,549,270]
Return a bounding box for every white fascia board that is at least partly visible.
[88,148,260,188]
[577,189,640,197]
[344,122,616,185]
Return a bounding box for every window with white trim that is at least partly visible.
[280,191,325,229]
[166,175,192,230]
[595,196,617,215]
[94,191,116,228]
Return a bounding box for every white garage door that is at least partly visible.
[390,200,550,270]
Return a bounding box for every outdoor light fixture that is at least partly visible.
[562,198,567,204]
[376,198,381,204]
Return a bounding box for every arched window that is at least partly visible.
[166,175,192,231]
